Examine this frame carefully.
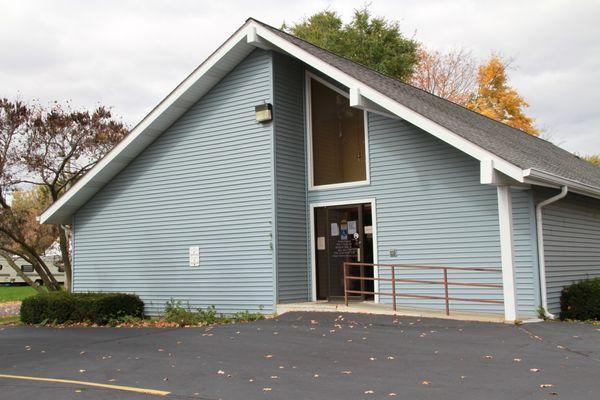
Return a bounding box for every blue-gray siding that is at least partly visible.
[304,102,539,316]
[512,189,541,316]
[272,53,310,302]
[73,50,275,315]
[536,190,600,314]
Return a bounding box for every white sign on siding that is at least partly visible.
[189,246,200,267]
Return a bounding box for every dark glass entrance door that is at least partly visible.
[314,204,374,300]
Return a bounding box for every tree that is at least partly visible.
[0,99,127,291]
[410,47,477,105]
[583,155,600,167]
[466,56,539,135]
[284,7,419,82]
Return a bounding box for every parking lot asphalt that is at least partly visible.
[1,312,599,399]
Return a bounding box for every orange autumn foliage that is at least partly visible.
[467,56,539,135]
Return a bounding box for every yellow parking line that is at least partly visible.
[0,373,170,396]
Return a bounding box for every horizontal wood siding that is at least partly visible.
[308,109,539,316]
[73,50,275,316]
[512,189,540,316]
[536,189,600,314]
[273,53,309,302]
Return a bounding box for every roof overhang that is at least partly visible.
[523,168,600,200]
[41,19,600,224]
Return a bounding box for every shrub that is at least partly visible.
[20,292,144,325]
[560,278,600,321]
[231,310,265,322]
[163,300,264,326]
[164,300,202,326]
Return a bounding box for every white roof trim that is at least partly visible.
[253,24,526,183]
[41,19,600,224]
[523,168,600,200]
[40,21,255,224]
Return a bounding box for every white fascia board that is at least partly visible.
[523,168,600,200]
[253,23,525,183]
[40,22,255,225]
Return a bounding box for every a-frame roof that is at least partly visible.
[41,18,600,224]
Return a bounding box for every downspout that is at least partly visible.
[536,185,568,319]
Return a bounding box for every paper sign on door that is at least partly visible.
[317,236,326,250]
[330,223,339,236]
[347,220,357,235]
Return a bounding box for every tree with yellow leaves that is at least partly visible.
[466,56,539,135]
[583,155,600,167]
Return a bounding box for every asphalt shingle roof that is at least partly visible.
[256,19,600,189]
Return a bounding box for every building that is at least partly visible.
[40,19,600,321]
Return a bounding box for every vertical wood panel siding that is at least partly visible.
[73,50,275,315]
[536,190,600,314]
[307,106,539,316]
[272,53,309,302]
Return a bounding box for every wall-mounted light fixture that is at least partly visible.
[255,103,273,123]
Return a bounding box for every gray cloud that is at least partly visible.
[1,0,598,154]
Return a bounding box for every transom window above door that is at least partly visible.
[308,74,369,189]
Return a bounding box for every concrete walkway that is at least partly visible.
[0,301,20,317]
[277,301,512,323]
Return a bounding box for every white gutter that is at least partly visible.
[523,168,600,200]
[535,185,568,318]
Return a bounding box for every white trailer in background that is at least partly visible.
[0,257,65,285]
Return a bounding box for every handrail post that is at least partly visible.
[443,268,449,315]
[344,262,348,307]
[391,266,397,311]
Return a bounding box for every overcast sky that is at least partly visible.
[1,0,599,155]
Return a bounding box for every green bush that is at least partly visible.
[560,278,600,321]
[163,300,264,326]
[164,300,202,326]
[20,292,144,325]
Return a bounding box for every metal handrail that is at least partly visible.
[343,262,503,315]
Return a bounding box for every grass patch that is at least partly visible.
[0,286,39,303]
[0,315,20,325]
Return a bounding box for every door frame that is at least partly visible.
[309,198,379,302]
